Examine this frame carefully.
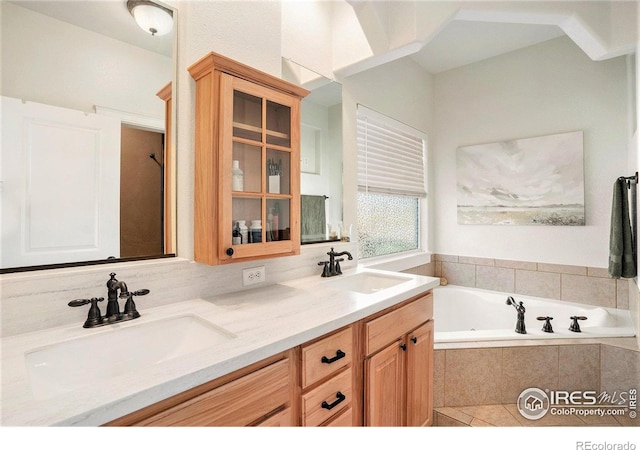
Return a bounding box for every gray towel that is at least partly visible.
[608,178,636,278]
[301,195,326,242]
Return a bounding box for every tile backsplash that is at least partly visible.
[0,243,357,338]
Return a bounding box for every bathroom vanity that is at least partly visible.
[0,268,438,426]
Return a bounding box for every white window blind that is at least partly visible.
[357,105,426,197]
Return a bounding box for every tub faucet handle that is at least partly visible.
[536,316,554,333]
[569,316,587,332]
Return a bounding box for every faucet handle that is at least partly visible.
[536,316,554,333]
[119,288,150,298]
[68,297,104,307]
[68,297,104,328]
[133,289,150,296]
[318,261,331,277]
[569,316,587,333]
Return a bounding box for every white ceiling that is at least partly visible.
[14,1,567,75]
[11,0,173,57]
[411,20,567,74]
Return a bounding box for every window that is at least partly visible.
[356,105,427,259]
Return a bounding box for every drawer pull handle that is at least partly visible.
[321,391,346,410]
[411,336,418,344]
[321,349,346,364]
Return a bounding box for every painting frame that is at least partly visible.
[456,130,585,226]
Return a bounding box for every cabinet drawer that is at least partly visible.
[302,368,352,426]
[365,294,432,355]
[137,358,290,426]
[301,327,352,388]
[255,407,293,427]
[323,407,353,427]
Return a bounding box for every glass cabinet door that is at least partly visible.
[220,74,299,260]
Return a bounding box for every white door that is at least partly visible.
[1,96,121,268]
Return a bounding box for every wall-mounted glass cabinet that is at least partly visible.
[189,53,309,265]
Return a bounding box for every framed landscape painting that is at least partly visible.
[456,131,585,226]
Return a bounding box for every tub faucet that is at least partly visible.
[318,247,353,277]
[506,296,526,334]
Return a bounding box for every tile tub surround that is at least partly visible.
[432,341,640,418]
[430,254,631,310]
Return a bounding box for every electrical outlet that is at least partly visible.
[243,266,266,286]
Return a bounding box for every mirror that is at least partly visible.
[281,59,344,244]
[0,1,176,272]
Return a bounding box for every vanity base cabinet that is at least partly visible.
[363,294,434,427]
[106,292,433,427]
[105,351,295,427]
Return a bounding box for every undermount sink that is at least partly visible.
[326,271,411,294]
[25,314,236,399]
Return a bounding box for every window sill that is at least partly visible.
[359,250,432,273]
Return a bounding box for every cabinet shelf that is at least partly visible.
[233,121,290,140]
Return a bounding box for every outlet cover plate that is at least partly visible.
[243,266,266,286]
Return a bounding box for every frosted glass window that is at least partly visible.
[357,192,419,259]
[356,105,426,259]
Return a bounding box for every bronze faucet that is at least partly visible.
[68,272,149,328]
[318,247,353,277]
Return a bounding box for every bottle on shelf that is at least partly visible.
[232,221,242,245]
[237,220,248,245]
[232,160,244,191]
[250,220,262,244]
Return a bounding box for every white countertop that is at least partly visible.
[0,268,439,426]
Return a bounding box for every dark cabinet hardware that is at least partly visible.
[226,247,234,257]
[400,343,407,351]
[411,336,418,344]
[321,349,346,364]
[321,391,346,410]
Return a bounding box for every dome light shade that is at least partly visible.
[127,0,173,36]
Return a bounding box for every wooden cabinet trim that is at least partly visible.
[188,52,309,99]
[365,293,433,356]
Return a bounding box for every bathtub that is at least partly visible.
[433,285,636,343]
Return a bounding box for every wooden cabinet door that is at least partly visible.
[405,321,434,426]
[365,340,404,426]
[218,74,301,262]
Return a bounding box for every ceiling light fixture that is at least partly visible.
[127,0,173,37]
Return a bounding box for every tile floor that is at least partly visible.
[434,404,639,427]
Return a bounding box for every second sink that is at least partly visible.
[326,271,411,294]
